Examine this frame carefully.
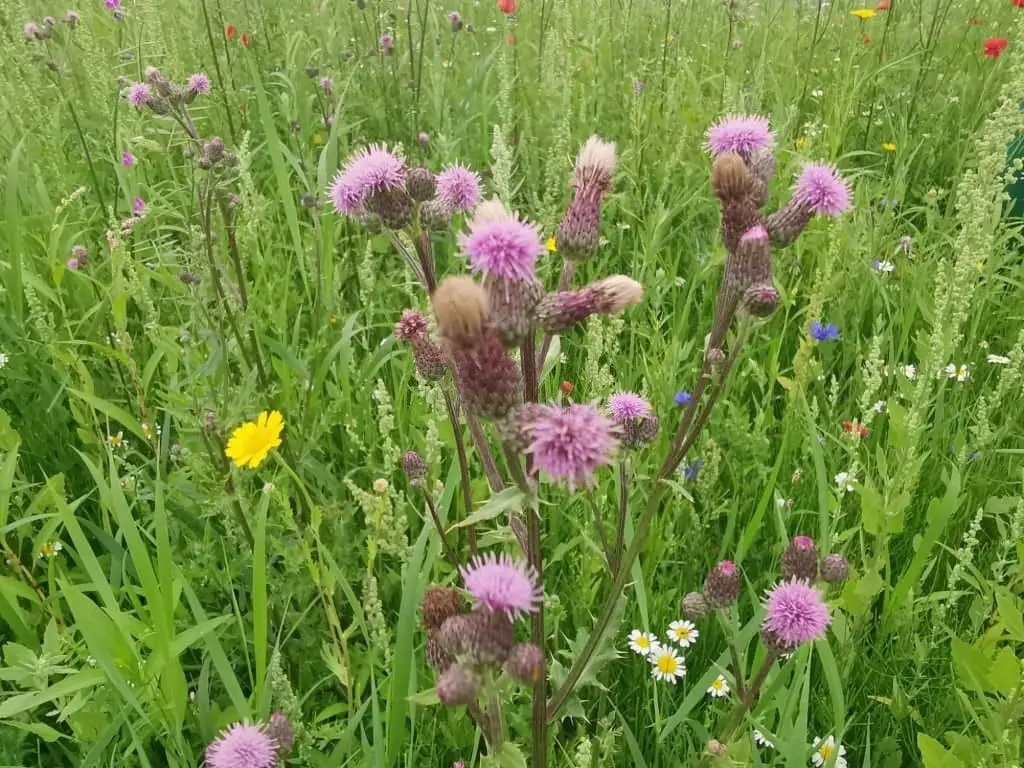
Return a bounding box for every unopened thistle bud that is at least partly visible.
[451,329,522,420]
[198,136,225,169]
[743,282,780,317]
[364,186,413,229]
[266,712,295,758]
[486,277,544,346]
[746,149,776,208]
[426,632,455,671]
[144,66,175,100]
[402,451,428,481]
[499,402,549,452]
[405,167,437,202]
[820,553,849,584]
[534,275,643,334]
[420,199,453,231]
[725,225,772,293]
[504,643,546,684]
[704,560,741,609]
[554,136,617,263]
[395,309,449,379]
[461,608,515,665]
[436,663,482,706]
[759,625,794,656]
[421,585,464,631]
[781,536,819,582]
[432,275,489,345]
[681,591,709,620]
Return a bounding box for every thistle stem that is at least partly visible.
[710,651,778,755]
[719,611,747,700]
[422,487,459,569]
[442,389,477,555]
[466,412,505,493]
[612,457,629,572]
[586,491,612,566]
[537,261,575,369]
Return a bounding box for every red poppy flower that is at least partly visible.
[842,420,855,434]
[984,37,1009,58]
[225,24,236,39]
[241,33,250,48]
[876,0,890,9]
[497,0,516,14]
[560,381,574,395]
[1015,0,1024,8]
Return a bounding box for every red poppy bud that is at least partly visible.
[241,33,250,48]
[225,24,236,39]
[560,381,574,395]
[497,0,516,13]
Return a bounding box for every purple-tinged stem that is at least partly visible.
[442,389,477,555]
[422,487,459,569]
[537,260,576,370]
[466,412,505,493]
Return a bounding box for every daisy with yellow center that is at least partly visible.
[811,735,847,768]
[882,142,896,152]
[850,8,875,20]
[753,729,774,749]
[627,629,660,657]
[707,674,730,698]
[649,645,685,683]
[667,619,699,648]
[225,411,284,469]
[107,431,125,449]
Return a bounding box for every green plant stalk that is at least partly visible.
[586,490,612,565]
[421,484,460,569]
[707,650,778,759]
[443,389,477,555]
[718,611,746,700]
[612,456,629,572]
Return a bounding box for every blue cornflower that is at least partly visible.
[682,458,704,481]
[810,321,840,342]
[674,390,692,407]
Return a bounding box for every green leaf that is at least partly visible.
[448,486,526,531]
[406,687,439,706]
[950,638,992,693]
[995,589,1024,640]
[2,719,63,742]
[860,480,884,536]
[481,743,528,768]
[989,646,1020,694]
[66,389,147,442]
[917,733,965,768]
[0,669,105,718]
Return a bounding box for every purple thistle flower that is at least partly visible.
[132,196,146,216]
[328,144,406,218]
[380,32,394,53]
[762,579,831,649]
[122,150,135,168]
[460,552,542,619]
[674,390,692,407]
[810,321,840,342]
[793,163,851,217]
[608,392,652,421]
[319,76,333,93]
[187,72,211,94]
[127,83,150,108]
[205,723,276,768]
[24,21,39,39]
[704,114,774,158]
[437,164,482,213]
[417,131,430,145]
[448,10,463,31]
[527,403,618,489]
[457,202,545,283]
[63,10,80,25]
[104,0,121,8]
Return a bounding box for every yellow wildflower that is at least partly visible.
[225,411,284,469]
[795,137,807,149]
[312,132,324,147]
[882,142,896,152]
[546,237,558,253]
[851,9,876,20]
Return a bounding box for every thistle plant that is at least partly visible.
[333,116,851,764]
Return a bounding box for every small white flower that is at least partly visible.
[956,364,970,382]
[811,735,847,768]
[811,88,824,98]
[987,354,1011,365]
[944,363,957,379]
[753,729,774,749]
[666,620,699,648]
[674,276,687,288]
[872,400,887,413]
[707,675,730,698]
[873,259,895,273]
[902,364,917,380]
[834,471,854,493]
[649,645,685,683]
[627,630,660,657]
[0,352,8,369]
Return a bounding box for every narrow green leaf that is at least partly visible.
[448,486,526,531]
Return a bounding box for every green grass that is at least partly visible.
[1,0,1023,765]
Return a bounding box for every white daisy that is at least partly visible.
[987,354,1012,365]
[872,400,887,413]
[943,363,957,379]
[0,352,8,369]
[627,630,660,657]
[649,646,685,683]
[753,729,774,749]
[834,471,855,492]
[956,364,970,382]
[811,735,847,768]
[902,364,917,380]
[666,620,699,648]
[707,675,730,698]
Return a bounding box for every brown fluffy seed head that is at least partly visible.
[781,536,819,582]
[820,553,849,584]
[681,591,709,620]
[432,276,489,345]
[450,329,522,420]
[712,153,753,202]
[402,451,428,480]
[766,197,815,249]
[593,275,644,313]
[266,712,295,757]
[436,662,482,706]
[426,632,455,672]
[504,643,546,684]
[704,560,741,609]
[405,167,437,202]
[743,283,780,318]
[574,136,617,189]
[421,586,464,631]
[486,277,544,346]
[706,739,725,756]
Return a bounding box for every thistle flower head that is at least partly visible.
[704,560,741,609]
[504,642,546,683]
[762,579,831,649]
[431,276,489,344]
[394,309,430,341]
[24,21,39,38]
[437,164,482,213]
[421,585,464,630]
[266,713,295,759]
[793,163,852,217]
[402,451,429,480]
[705,114,774,158]
[127,83,151,107]
[405,167,437,202]
[457,201,545,283]
[711,153,754,201]
[608,392,652,421]
[528,403,618,489]
[781,535,819,582]
[460,553,541,619]
[681,591,709,620]
[187,72,211,94]
[205,723,276,768]
[328,144,406,218]
[574,135,617,188]
[436,663,481,705]
[820,553,850,584]
[450,329,521,418]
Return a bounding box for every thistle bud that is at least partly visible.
[759,625,794,656]
[426,632,455,672]
[144,66,175,99]
[405,167,437,202]
[504,643,546,684]
[436,663,482,706]
[364,186,413,229]
[450,329,522,420]
[765,198,815,249]
[266,712,295,758]
[820,553,849,584]
[746,149,776,207]
[534,275,643,334]
[553,137,616,262]
[420,199,452,231]
[711,153,753,202]
[743,282,780,317]
[403,451,428,481]
[499,402,549,453]
[411,338,448,380]
[421,585,463,630]
[432,276,488,345]
[681,591,709,620]
[440,609,515,665]
[725,225,772,293]
[781,536,819,582]
[703,560,741,609]
[486,276,544,346]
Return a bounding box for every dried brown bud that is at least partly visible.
[421,586,464,631]
[432,276,488,345]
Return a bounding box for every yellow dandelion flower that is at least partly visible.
[851,8,876,20]
[795,137,807,149]
[312,132,324,147]
[882,142,896,152]
[546,237,558,253]
[225,411,284,469]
